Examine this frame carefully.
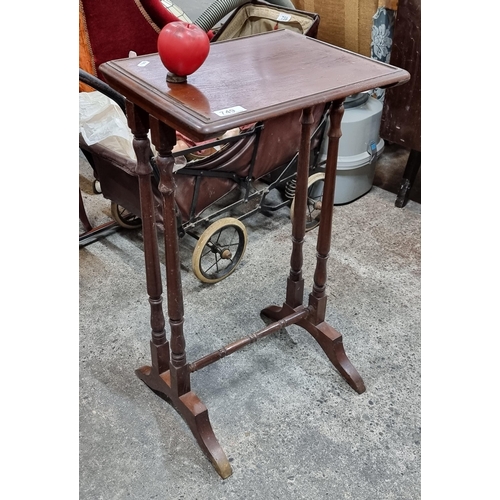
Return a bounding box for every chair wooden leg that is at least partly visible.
[395,148,420,208]
[79,188,93,232]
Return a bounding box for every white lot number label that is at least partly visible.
[213,106,246,117]
[277,13,292,22]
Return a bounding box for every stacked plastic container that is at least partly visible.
[319,93,385,204]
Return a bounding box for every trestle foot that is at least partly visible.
[261,303,365,394]
[135,366,232,479]
[260,303,290,322]
[297,320,365,394]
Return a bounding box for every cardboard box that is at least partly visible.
[292,0,378,56]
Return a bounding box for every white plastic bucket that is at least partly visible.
[319,95,384,204]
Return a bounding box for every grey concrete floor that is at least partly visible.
[79,149,421,499]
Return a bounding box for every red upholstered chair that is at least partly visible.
[79,0,194,87]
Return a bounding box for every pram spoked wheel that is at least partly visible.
[192,217,247,284]
[290,172,325,231]
[110,202,142,229]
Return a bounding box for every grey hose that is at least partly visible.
[195,0,296,32]
[266,0,295,5]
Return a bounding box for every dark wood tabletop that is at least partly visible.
[100,29,409,142]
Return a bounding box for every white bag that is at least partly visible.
[79,91,136,160]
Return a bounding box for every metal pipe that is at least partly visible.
[195,0,296,32]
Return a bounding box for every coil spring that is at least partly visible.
[284,178,296,199]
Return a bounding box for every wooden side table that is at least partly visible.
[100,29,409,479]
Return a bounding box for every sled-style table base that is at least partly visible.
[100,29,409,478]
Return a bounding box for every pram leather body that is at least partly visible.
[80,102,326,229]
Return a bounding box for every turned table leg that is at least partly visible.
[304,100,365,393]
[286,107,315,308]
[149,117,191,398]
[128,105,231,479]
[307,100,344,324]
[126,102,170,374]
[262,101,365,394]
[261,107,314,320]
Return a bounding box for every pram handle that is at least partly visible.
[79,69,126,114]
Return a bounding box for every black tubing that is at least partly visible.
[79,69,126,114]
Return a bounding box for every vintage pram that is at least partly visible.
[79,0,330,283]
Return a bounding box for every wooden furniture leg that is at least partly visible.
[127,103,231,479]
[79,189,93,232]
[395,148,421,208]
[79,187,124,245]
[262,101,365,394]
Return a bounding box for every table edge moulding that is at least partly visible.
[99,29,410,479]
